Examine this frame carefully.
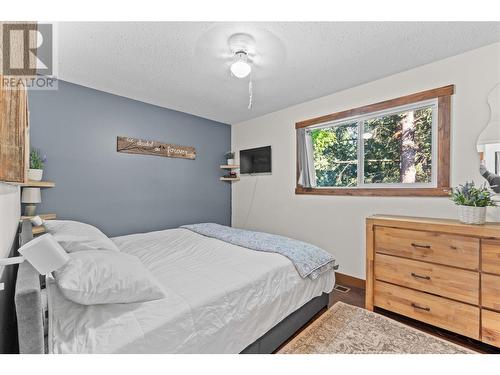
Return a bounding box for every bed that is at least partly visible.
[15,221,335,354]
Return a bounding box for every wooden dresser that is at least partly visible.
[366,215,500,348]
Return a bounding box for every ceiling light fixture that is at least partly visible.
[230,51,251,79]
[227,33,256,109]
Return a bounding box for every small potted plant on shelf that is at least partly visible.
[225,151,235,165]
[28,149,46,181]
[450,181,496,225]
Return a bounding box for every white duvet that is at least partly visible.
[47,228,335,353]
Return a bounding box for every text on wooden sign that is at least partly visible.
[116,136,196,160]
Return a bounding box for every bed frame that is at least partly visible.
[14,220,329,354]
[241,293,328,353]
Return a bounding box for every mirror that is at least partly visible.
[477,83,500,194]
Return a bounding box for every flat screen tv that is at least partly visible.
[240,146,272,175]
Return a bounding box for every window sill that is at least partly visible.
[295,186,451,197]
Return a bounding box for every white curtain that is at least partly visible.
[297,128,317,188]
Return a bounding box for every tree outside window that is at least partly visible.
[310,103,434,188]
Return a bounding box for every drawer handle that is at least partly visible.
[411,303,430,312]
[411,243,431,249]
[411,272,431,280]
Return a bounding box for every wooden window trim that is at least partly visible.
[295,85,453,197]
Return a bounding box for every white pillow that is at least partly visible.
[54,250,166,305]
[44,220,120,253]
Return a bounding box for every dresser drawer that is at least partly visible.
[375,253,479,305]
[374,227,479,270]
[482,309,500,348]
[482,240,500,275]
[482,273,500,311]
[374,281,480,339]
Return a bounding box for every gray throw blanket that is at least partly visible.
[181,223,337,279]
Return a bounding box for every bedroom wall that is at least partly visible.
[0,182,21,353]
[231,42,500,280]
[0,183,19,260]
[28,80,231,237]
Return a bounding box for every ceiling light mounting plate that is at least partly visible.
[234,50,248,59]
[228,33,255,55]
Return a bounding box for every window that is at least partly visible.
[310,101,436,188]
[296,86,453,196]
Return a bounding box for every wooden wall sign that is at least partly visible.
[116,136,196,160]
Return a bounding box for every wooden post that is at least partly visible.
[365,218,375,310]
[0,75,28,183]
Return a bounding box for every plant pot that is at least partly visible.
[226,159,235,165]
[458,206,487,225]
[27,169,43,181]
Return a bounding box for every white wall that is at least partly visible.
[232,42,500,279]
[0,182,20,276]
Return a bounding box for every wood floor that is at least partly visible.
[278,285,500,354]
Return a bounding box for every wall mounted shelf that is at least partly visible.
[220,177,240,182]
[20,213,56,221]
[220,165,240,169]
[32,226,46,235]
[19,180,55,188]
[20,213,57,235]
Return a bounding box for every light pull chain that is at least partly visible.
[248,80,253,109]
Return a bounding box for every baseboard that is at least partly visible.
[335,272,365,290]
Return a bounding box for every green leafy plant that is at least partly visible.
[310,107,433,187]
[225,151,235,159]
[450,181,496,207]
[30,149,46,170]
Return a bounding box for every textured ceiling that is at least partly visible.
[56,22,500,124]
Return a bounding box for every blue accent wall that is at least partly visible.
[29,80,231,237]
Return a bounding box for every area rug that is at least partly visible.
[278,302,474,354]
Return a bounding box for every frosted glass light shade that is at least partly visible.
[21,187,41,203]
[230,60,251,78]
[18,233,69,275]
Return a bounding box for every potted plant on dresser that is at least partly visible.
[28,149,46,181]
[451,181,496,225]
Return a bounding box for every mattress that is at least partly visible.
[47,228,335,353]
